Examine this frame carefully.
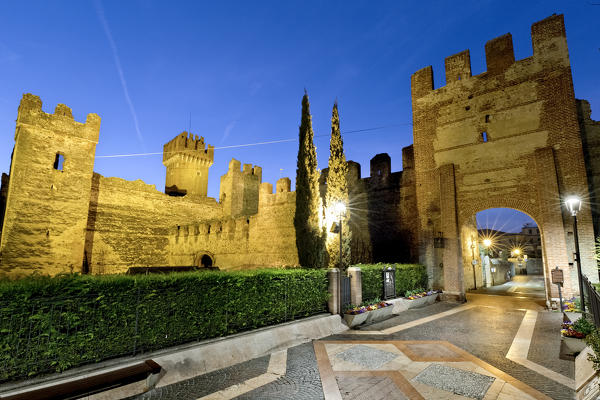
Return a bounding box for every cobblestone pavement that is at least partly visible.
[234,342,324,400]
[126,355,271,400]
[529,310,574,378]
[128,295,573,400]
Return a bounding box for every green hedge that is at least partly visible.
[0,269,328,382]
[354,263,428,303]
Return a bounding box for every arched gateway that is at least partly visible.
[411,14,598,301]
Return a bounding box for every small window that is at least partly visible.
[53,153,64,171]
[465,106,470,111]
[481,132,488,142]
[207,225,211,234]
[468,94,473,99]
[458,75,461,81]
[378,170,382,176]
[485,115,490,123]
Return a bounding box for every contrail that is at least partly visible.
[94,0,144,147]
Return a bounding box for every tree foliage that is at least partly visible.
[294,92,325,268]
[325,102,351,267]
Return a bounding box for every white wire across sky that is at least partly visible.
[95,123,413,159]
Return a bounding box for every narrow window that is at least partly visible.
[458,75,461,81]
[485,114,490,123]
[378,169,382,176]
[465,106,470,111]
[481,132,488,142]
[207,225,211,234]
[53,153,64,171]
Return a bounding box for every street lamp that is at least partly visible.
[334,202,346,270]
[566,195,585,312]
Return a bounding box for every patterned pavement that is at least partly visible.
[130,294,574,400]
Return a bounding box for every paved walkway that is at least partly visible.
[469,275,546,298]
[129,294,573,400]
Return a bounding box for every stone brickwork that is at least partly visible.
[0,94,100,276]
[163,131,214,197]
[319,149,418,265]
[411,14,597,299]
[577,99,600,237]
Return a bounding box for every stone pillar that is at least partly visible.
[438,163,465,301]
[347,267,362,306]
[327,268,340,315]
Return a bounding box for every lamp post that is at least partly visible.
[334,202,347,270]
[566,196,585,312]
[471,237,477,290]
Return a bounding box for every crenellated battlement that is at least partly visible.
[172,215,251,244]
[162,131,214,167]
[411,14,569,99]
[16,93,100,143]
[258,177,295,208]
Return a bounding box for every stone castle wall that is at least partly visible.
[0,94,100,277]
[411,14,597,299]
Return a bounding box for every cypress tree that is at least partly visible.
[294,91,325,268]
[325,102,351,268]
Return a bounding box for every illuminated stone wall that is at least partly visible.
[411,14,597,299]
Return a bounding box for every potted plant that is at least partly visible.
[562,316,594,354]
[343,299,393,328]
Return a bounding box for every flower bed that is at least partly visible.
[561,316,594,354]
[343,301,393,327]
[562,297,581,312]
[405,289,440,300]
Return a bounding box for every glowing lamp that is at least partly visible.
[566,196,581,216]
[334,202,346,215]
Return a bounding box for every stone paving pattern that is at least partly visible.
[234,342,324,400]
[126,298,573,400]
[528,311,574,378]
[413,363,495,399]
[369,307,573,400]
[126,355,270,400]
[334,345,398,370]
[336,376,407,400]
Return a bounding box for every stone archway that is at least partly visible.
[194,251,215,269]
[200,254,213,268]
[459,206,549,301]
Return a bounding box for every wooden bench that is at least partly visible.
[0,360,162,400]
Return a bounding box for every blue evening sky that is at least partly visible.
[1,1,598,233]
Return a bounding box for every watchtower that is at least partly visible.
[162,131,214,197]
[0,94,100,275]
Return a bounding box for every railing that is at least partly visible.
[583,275,600,328]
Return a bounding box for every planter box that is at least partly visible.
[343,306,394,328]
[562,336,587,354]
[364,305,394,324]
[343,312,368,327]
[390,293,438,313]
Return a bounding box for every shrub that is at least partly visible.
[0,269,328,382]
[353,263,428,303]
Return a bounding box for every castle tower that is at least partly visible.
[0,94,100,276]
[162,131,214,197]
[219,159,262,217]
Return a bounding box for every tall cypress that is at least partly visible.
[325,102,351,268]
[294,91,325,268]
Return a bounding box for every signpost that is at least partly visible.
[551,266,564,312]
